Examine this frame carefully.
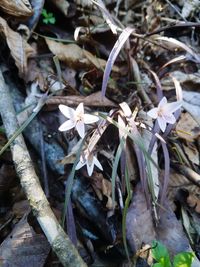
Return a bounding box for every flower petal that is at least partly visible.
[157,116,167,132]
[76,120,85,138]
[118,115,127,139]
[163,101,182,113]
[86,160,95,176]
[84,114,99,124]
[58,120,75,131]
[75,159,86,170]
[147,108,158,119]
[76,102,84,116]
[163,113,176,124]
[93,156,103,171]
[158,97,167,108]
[59,105,75,119]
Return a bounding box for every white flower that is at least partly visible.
[147,97,182,132]
[75,152,103,176]
[58,103,99,138]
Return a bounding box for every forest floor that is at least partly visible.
[0,1,200,267]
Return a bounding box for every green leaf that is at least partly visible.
[43,18,49,24]
[49,17,56,24]
[173,252,194,267]
[122,167,132,262]
[42,9,47,17]
[152,263,164,267]
[152,241,172,267]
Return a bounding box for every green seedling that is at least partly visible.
[152,240,194,267]
[42,9,56,24]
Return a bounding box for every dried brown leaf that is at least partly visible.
[47,91,117,108]
[176,112,200,142]
[0,0,33,17]
[45,39,119,72]
[0,17,35,76]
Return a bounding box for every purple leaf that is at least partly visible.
[101,27,134,97]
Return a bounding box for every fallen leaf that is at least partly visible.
[45,39,119,72]
[49,0,70,17]
[187,193,200,213]
[181,0,199,19]
[47,91,117,108]
[176,112,200,142]
[183,91,200,126]
[12,200,30,218]
[0,0,33,17]
[0,215,50,267]
[0,17,35,76]
[167,172,200,211]
[157,205,196,260]
[126,183,156,253]
[91,172,114,209]
[183,143,199,165]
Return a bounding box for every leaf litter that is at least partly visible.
[1,0,200,266]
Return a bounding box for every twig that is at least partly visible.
[0,70,87,267]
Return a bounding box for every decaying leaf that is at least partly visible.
[157,205,197,262]
[183,143,199,165]
[91,172,114,209]
[183,91,200,126]
[176,112,200,142]
[12,200,30,219]
[0,17,35,76]
[187,193,200,213]
[126,183,199,264]
[49,0,70,16]
[0,216,50,267]
[126,183,156,253]
[0,0,33,17]
[181,0,199,19]
[47,91,117,108]
[167,172,200,211]
[45,39,119,72]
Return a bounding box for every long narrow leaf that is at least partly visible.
[61,138,85,227]
[0,95,47,156]
[111,137,125,208]
[122,167,132,261]
[101,27,134,97]
[160,142,170,206]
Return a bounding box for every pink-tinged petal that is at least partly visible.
[118,115,126,139]
[163,101,182,113]
[76,121,85,138]
[163,114,176,124]
[119,102,132,117]
[58,120,75,132]
[93,156,103,171]
[84,114,99,124]
[158,97,167,109]
[157,116,167,132]
[86,160,95,176]
[59,105,75,119]
[75,160,86,170]
[147,108,158,119]
[75,102,84,116]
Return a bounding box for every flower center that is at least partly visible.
[157,108,164,117]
